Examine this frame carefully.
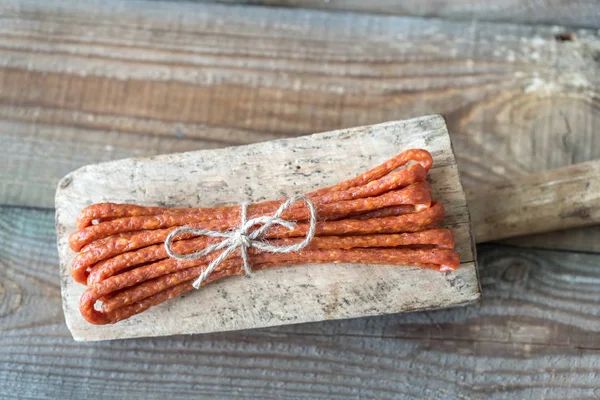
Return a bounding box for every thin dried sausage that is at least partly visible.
[69,148,459,325]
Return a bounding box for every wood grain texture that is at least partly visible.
[501,225,600,252]
[2,206,599,399]
[55,116,479,341]
[468,159,600,242]
[1,0,599,213]
[207,0,600,29]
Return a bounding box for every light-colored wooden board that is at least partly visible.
[55,116,479,341]
[468,159,600,242]
[2,206,599,398]
[1,0,599,252]
[207,0,600,29]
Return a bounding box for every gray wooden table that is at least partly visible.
[1,1,599,398]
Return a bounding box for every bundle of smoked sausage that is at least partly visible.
[68,149,459,325]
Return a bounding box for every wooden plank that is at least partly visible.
[501,225,600,252]
[1,1,599,210]
[468,159,600,242]
[207,0,600,29]
[55,116,479,341]
[2,206,599,398]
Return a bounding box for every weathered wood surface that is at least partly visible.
[469,159,600,242]
[1,0,599,395]
[502,225,600,253]
[1,0,598,207]
[208,0,600,29]
[2,0,599,252]
[55,116,479,341]
[2,205,599,398]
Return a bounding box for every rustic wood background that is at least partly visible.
[208,0,600,28]
[1,0,599,398]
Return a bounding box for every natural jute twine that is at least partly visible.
[165,195,317,289]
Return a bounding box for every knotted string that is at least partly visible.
[165,195,317,289]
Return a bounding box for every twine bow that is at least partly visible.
[165,195,317,289]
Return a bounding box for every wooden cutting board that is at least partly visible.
[55,115,480,341]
